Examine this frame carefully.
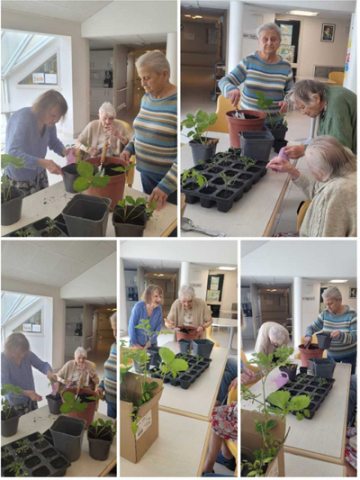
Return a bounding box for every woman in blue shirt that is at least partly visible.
[128,285,164,347]
[4,89,69,197]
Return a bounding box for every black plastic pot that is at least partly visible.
[50,415,85,461]
[61,163,79,193]
[112,204,147,237]
[46,394,62,415]
[240,128,274,163]
[1,409,19,437]
[62,194,111,237]
[179,339,191,354]
[189,138,219,164]
[192,339,214,359]
[88,425,113,461]
[308,358,336,379]
[1,187,24,226]
[270,124,288,141]
[179,374,192,390]
[316,333,331,350]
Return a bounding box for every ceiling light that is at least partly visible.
[193,15,203,19]
[218,266,236,271]
[329,279,348,283]
[287,10,318,16]
[184,14,192,18]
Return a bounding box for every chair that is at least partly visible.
[328,71,345,85]
[207,95,236,133]
[296,200,311,231]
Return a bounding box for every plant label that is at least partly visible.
[135,410,152,441]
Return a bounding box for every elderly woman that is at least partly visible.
[128,285,163,348]
[120,50,177,209]
[284,80,356,159]
[4,89,69,197]
[219,22,293,122]
[1,333,56,413]
[56,347,99,389]
[97,312,117,418]
[255,321,290,355]
[165,285,212,338]
[77,102,132,157]
[304,286,356,374]
[267,136,356,237]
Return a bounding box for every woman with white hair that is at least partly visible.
[284,79,356,159]
[120,50,177,210]
[255,321,290,355]
[165,285,213,338]
[267,135,356,237]
[77,102,132,157]
[56,346,99,389]
[219,22,293,123]
[304,286,357,374]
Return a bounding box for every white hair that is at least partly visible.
[256,22,282,40]
[135,50,170,74]
[268,325,288,345]
[178,285,195,301]
[322,286,342,302]
[99,102,116,117]
[74,346,87,358]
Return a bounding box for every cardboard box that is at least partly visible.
[120,372,163,463]
[241,409,285,477]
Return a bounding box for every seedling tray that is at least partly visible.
[4,217,68,237]
[182,150,267,212]
[1,431,71,477]
[149,353,211,389]
[270,373,335,419]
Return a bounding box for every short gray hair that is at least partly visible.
[74,346,87,358]
[268,325,288,345]
[306,135,356,180]
[99,102,116,117]
[178,285,195,301]
[322,286,342,302]
[256,22,282,40]
[289,80,327,105]
[135,50,170,74]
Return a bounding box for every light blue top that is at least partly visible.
[5,107,65,181]
[128,301,163,347]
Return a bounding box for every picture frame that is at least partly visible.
[349,287,357,299]
[321,23,335,42]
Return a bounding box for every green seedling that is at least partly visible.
[240,156,256,170]
[181,110,218,144]
[60,391,96,414]
[181,168,208,188]
[89,418,115,439]
[116,196,157,223]
[1,384,23,420]
[1,154,25,203]
[73,160,110,192]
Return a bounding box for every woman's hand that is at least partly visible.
[229,377,238,391]
[196,325,204,334]
[330,330,341,339]
[278,101,288,114]
[241,368,256,385]
[96,386,105,399]
[38,158,63,175]
[149,187,168,210]
[165,318,175,329]
[23,390,42,402]
[119,150,131,166]
[267,157,300,179]
[227,89,240,108]
[284,145,306,159]
[88,146,99,156]
[47,371,57,382]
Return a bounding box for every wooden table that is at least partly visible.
[159,341,229,421]
[284,452,346,477]
[242,363,351,464]
[1,407,116,476]
[120,410,210,477]
[211,318,238,350]
[181,133,294,237]
[1,181,177,237]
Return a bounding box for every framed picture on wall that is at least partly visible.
[349,287,357,299]
[321,23,336,42]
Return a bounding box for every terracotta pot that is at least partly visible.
[226,110,266,148]
[175,326,201,341]
[85,156,126,210]
[298,344,324,368]
[63,387,97,429]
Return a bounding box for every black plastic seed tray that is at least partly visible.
[268,373,335,419]
[148,353,211,389]
[1,431,71,477]
[4,217,68,237]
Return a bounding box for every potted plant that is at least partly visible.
[181,110,219,164]
[1,384,22,437]
[1,154,25,226]
[241,346,311,476]
[87,418,115,461]
[46,392,63,415]
[298,343,324,368]
[112,196,157,237]
[255,92,288,153]
[225,108,266,149]
[59,386,98,428]
[62,146,91,193]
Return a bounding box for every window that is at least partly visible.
[19,54,58,85]
[13,310,42,334]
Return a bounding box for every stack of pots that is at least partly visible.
[226,110,266,148]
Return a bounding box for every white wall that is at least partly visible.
[119,258,127,335]
[60,253,116,300]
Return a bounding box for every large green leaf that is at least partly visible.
[267,390,290,409]
[1,154,25,169]
[76,161,94,178]
[159,347,175,364]
[73,176,91,192]
[92,175,110,188]
[289,394,311,411]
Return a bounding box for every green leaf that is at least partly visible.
[125,195,136,205]
[92,175,110,188]
[159,347,175,364]
[170,358,188,373]
[289,394,311,411]
[77,160,94,178]
[267,390,290,409]
[131,420,138,435]
[73,176,91,192]
[1,154,25,169]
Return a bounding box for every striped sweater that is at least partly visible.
[219,52,293,119]
[99,342,117,405]
[305,306,357,358]
[126,92,177,195]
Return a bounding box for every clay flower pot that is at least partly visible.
[63,387,97,428]
[175,326,201,341]
[226,110,266,148]
[298,344,324,368]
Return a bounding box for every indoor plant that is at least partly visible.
[87,418,115,461]
[1,384,22,437]
[255,92,288,153]
[181,110,219,164]
[112,196,157,237]
[225,109,266,148]
[1,154,25,226]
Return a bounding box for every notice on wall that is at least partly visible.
[45,73,57,84]
[32,73,44,84]
[135,410,152,440]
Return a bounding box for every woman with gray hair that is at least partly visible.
[267,135,356,236]
[219,22,293,123]
[77,101,132,157]
[255,322,290,355]
[56,346,99,389]
[284,79,356,159]
[165,285,212,338]
[120,50,177,210]
[304,286,356,373]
